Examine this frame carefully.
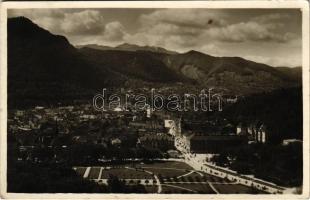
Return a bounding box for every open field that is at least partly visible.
[149,168,187,178]
[161,185,194,193]
[213,183,267,194]
[100,168,153,179]
[133,161,193,170]
[164,183,216,194]
[88,167,101,179]
[75,167,87,176]
[74,161,267,194]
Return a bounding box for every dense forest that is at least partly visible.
[220,87,303,142]
[211,142,302,187]
[210,87,303,187]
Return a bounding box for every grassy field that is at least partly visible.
[213,183,266,194]
[161,185,193,194]
[147,168,187,178]
[74,161,267,194]
[100,168,153,179]
[134,161,193,170]
[88,167,101,179]
[75,167,87,176]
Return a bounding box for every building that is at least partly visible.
[146,105,152,118]
[200,163,285,194]
[164,118,181,136]
[187,134,247,153]
[282,139,302,146]
[111,138,122,146]
[129,120,164,131]
[176,132,247,154]
[237,122,268,144]
[256,124,267,143]
[164,120,176,136]
[138,133,174,151]
[236,123,248,136]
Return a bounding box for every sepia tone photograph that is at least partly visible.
[0,1,309,198]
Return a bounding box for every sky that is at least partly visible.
[8,8,302,67]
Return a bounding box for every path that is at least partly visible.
[83,167,91,178]
[177,170,195,179]
[208,182,220,194]
[126,166,162,194]
[142,167,188,171]
[162,184,197,193]
[97,167,103,181]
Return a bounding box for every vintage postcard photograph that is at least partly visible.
[0,1,309,199]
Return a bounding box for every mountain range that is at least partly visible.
[75,44,302,94]
[8,17,301,107]
[76,43,178,55]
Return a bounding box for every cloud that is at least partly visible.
[103,21,125,41]
[123,9,297,53]
[8,9,129,45]
[200,43,228,56]
[123,26,199,52]
[8,8,301,67]
[60,10,105,35]
[252,13,291,23]
[9,9,106,36]
[121,9,227,50]
[204,21,296,43]
[8,9,64,32]
[9,9,296,46]
[140,9,226,29]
